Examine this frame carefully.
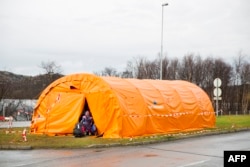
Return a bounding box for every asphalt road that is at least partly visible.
[0,131,250,167]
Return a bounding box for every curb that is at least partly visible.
[0,145,32,150]
[82,128,250,149]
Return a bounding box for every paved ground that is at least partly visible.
[0,121,31,128]
[0,131,249,167]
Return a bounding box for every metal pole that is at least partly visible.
[216,88,219,117]
[160,3,168,80]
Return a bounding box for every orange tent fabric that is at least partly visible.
[30,73,215,138]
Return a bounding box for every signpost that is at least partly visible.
[213,78,222,116]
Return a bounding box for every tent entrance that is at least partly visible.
[78,98,91,122]
[77,98,98,136]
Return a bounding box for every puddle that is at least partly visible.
[144,154,158,157]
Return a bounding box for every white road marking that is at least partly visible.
[178,159,209,167]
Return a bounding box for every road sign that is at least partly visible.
[213,88,222,97]
[213,97,222,100]
[213,78,222,87]
[213,78,222,117]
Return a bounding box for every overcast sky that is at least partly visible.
[1,0,250,76]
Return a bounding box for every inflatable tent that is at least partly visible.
[30,73,215,138]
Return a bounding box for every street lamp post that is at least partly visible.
[160,3,168,80]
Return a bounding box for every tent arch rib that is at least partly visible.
[123,79,155,136]
[125,79,151,116]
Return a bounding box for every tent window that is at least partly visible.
[70,86,77,89]
[70,80,81,89]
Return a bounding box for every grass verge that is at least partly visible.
[0,115,250,149]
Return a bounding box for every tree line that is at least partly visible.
[1,56,249,117]
[96,52,250,115]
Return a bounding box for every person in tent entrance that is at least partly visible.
[81,110,97,135]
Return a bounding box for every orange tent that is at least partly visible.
[30,73,215,138]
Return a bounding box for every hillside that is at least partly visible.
[0,71,63,99]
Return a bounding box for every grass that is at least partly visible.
[216,115,250,129]
[0,115,250,149]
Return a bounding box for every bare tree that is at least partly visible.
[40,60,62,75]
[193,55,204,86]
[241,62,250,114]
[4,100,22,121]
[161,56,170,80]
[232,52,246,113]
[201,57,214,90]
[240,62,250,84]
[134,56,146,79]
[122,61,134,78]
[102,67,119,77]
[179,53,195,82]
[233,52,250,114]
[213,58,233,114]
[167,58,179,80]
[132,56,159,79]
[39,60,63,85]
